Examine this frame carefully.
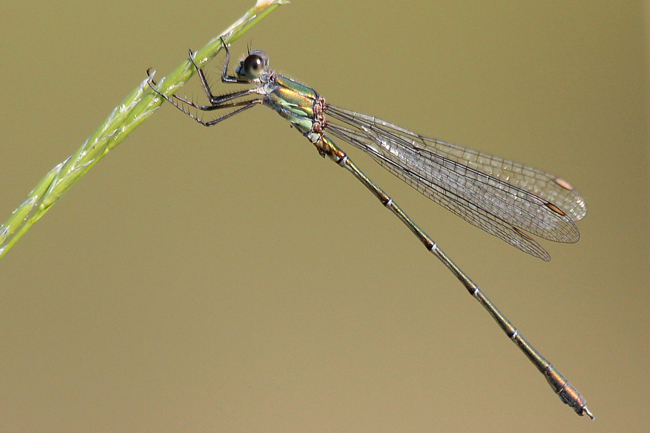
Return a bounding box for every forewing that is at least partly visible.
[326,105,586,260]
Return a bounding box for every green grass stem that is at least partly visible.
[0,0,287,259]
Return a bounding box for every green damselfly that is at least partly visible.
[148,39,592,419]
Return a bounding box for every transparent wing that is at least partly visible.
[326,105,587,261]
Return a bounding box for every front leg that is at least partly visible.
[218,37,252,84]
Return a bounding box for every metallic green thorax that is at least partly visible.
[265,74,320,135]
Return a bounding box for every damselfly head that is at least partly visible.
[236,50,269,80]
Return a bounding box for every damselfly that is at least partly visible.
[148,39,592,419]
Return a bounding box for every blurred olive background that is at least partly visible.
[0,1,647,432]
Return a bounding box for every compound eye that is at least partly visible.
[243,54,265,78]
